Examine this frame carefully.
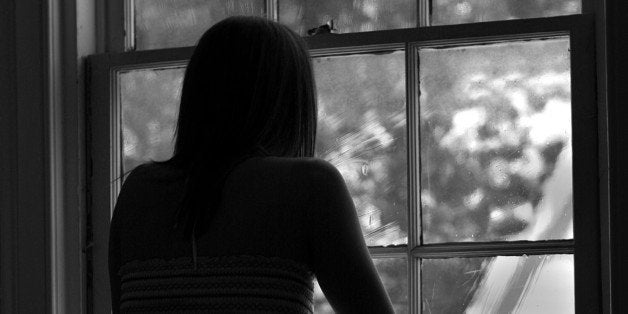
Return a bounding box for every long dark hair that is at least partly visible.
[165,16,317,241]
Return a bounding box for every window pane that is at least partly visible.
[279,0,416,36]
[314,258,408,313]
[314,51,408,246]
[119,67,184,174]
[135,0,265,50]
[119,52,409,248]
[421,255,574,313]
[419,38,572,243]
[431,0,581,26]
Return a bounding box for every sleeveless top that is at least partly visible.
[118,255,314,313]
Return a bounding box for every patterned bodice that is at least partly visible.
[118,255,314,313]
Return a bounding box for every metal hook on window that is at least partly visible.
[307,19,337,36]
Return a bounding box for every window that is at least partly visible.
[89,1,599,313]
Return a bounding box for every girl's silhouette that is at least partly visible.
[109,16,394,313]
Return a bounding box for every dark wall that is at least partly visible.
[0,0,51,312]
[0,0,18,312]
[606,0,628,312]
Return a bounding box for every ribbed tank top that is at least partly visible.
[118,255,314,313]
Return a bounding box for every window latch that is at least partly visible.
[307,20,337,36]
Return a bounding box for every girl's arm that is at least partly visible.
[303,159,395,313]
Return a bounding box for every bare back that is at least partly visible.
[109,156,394,313]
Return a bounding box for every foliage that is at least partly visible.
[433,0,580,25]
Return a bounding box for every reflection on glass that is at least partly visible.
[422,255,574,313]
[135,0,265,50]
[431,0,580,25]
[119,67,184,174]
[419,38,573,243]
[279,0,416,36]
[314,258,408,313]
[313,51,408,246]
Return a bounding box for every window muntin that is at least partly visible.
[134,0,265,50]
[419,37,573,243]
[421,254,574,313]
[431,0,581,26]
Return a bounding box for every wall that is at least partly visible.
[1,0,51,312]
[606,0,628,312]
[0,0,94,312]
[0,0,18,310]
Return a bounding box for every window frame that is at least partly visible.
[88,7,599,314]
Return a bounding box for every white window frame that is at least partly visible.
[87,1,607,314]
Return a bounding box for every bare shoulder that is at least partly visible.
[293,157,340,175]
[113,163,179,207]
[229,156,346,201]
[251,157,351,224]
[296,158,346,190]
[263,157,349,203]
[257,156,343,184]
[125,162,185,182]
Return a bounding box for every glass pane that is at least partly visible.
[314,258,408,313]
[279,0,416,36]
[422,255,574,313]
[135,0,265,50]
[431,0,581,25]
[119,67,184,174]
[314,51,407,246]
[419,38,572,243]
